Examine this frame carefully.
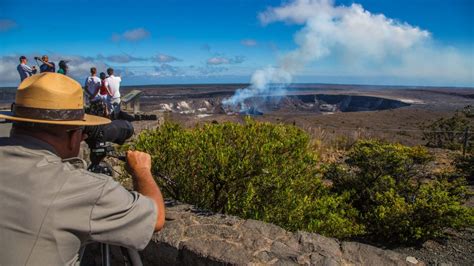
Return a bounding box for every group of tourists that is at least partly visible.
[84,67,122,119]
[16,55,122,120]
[16,55,68,81]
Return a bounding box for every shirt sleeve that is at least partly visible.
[21,64,33,74]
[105,80,114,96]
[89,178,157,250]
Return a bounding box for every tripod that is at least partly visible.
[79,243,142,266]
[79,144,143,266]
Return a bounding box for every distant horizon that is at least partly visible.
[1,81,473,91]
[121,82,474,89]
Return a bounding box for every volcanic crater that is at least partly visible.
[147,93,411,115]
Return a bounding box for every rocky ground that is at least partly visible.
[394,229,474,266]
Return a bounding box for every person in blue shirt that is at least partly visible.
[37,55,56,73]
[17,56,37,81]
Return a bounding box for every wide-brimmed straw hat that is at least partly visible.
[0,73,110,126]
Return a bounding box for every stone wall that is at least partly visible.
[140,201,424,265]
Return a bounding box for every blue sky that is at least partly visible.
[0,0,473,87]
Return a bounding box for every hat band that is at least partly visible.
[12,104,84,121]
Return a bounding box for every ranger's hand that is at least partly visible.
[126,150,165,231]
[126,150,152,178]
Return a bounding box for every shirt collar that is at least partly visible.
[8,133,59,156]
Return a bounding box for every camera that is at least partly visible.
[84,120,134,175]
[34,57,41,60]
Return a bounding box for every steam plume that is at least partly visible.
[223,0,431,109]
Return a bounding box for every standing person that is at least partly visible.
[105,68,122,119]
[16,56,37,81]
[84,67,101,104]
[0,73,165,265]
[57,60,69,75]
[37,55,56,73]
[99,72,111,99]
[99,72,113,116]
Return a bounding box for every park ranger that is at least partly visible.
[0,73,165,265]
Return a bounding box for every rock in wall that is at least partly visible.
[140,201,424,265]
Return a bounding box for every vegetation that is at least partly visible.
[454,153,474,182]
[422,107,473,152]
[129,118,363,238]
[128,119,473,244]
[325,140,473,243]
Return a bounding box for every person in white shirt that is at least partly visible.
[84,67,101,104]
[17,56,37,81]
[105,68,122,119]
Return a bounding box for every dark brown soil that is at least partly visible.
[394,229,474,266]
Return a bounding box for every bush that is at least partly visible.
[454,153,474,183]
[129,118,363,238]
[325,140,473,243]
[422,109,473,152]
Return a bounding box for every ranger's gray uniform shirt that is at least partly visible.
[0,134,157,265]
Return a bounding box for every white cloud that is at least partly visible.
[207,56,245,65]
[152,64,183,77]
[0,55,20,85]
[67,57,109,78]
[97,54,147,63]
[151,53,180,63]
[112,28,150,42]
[207,57,229,65]
[255,0,472,85]
[0,19,17,32]
[241,39,257,47]
[260,0,430,72]
[223,0,473,108]
[198,66,228,75]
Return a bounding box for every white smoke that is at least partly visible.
[222,0,435,109]
[223,67,291,108]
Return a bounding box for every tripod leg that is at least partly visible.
[78,245,86,264]
[120,247,143,266]
[101,243,110,266]
[126,248,143,266]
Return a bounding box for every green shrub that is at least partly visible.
[128,121,472,244]
[326,140,473,243]
[422,109,473,152]
[129,118,363,238]
[454,153,474,182]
